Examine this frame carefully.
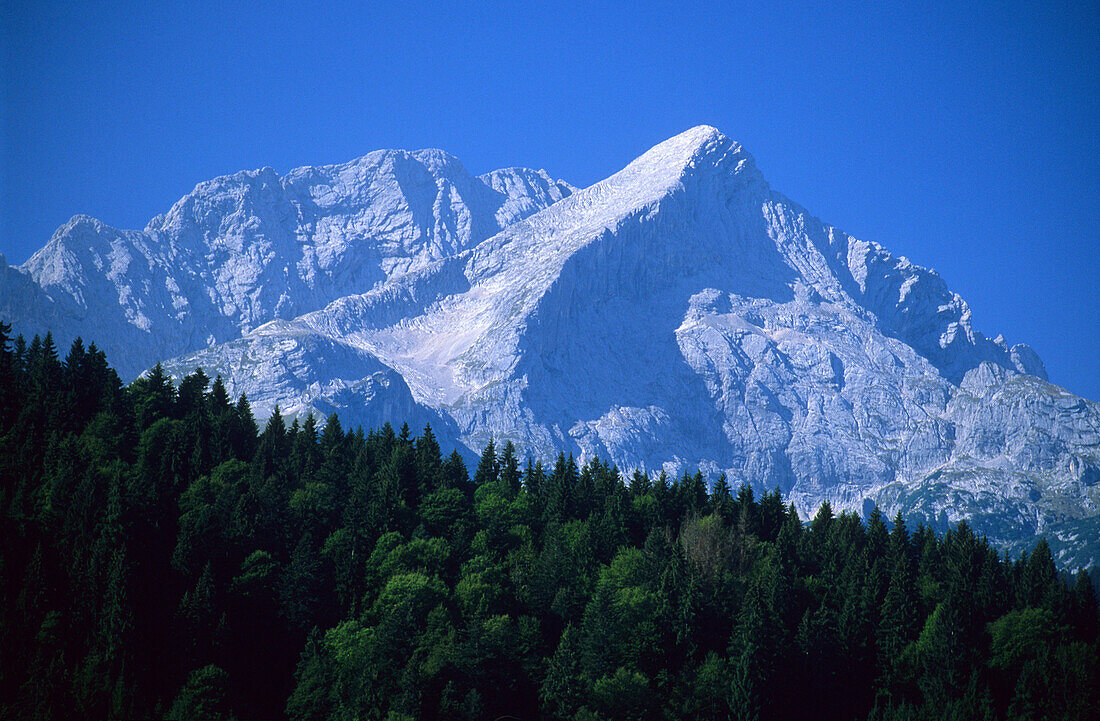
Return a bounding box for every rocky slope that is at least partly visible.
[159,127,1099,567]
[5,127,1097,567]
[1,150,573,378]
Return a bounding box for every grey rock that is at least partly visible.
[8,126,1097,567]
[3,150,573,378]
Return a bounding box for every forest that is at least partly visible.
[0,323,1097,721]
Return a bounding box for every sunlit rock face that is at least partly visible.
[3,150,573,379]
[6,127,1097,567]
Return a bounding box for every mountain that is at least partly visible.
[1,150,573,378]
[5,127,1098,567]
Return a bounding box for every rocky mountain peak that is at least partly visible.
[4,146,573,379]
[3,127,1096,567]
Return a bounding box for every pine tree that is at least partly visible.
[877,544,918,681]
[132,362,176,430]
[1018,537,1059,609]
[473,437,499,486]
[541,625,586,718]
[442,450,470,493]
[524,458,545,505]
[414,424,443,492]
[166,665,231,721]
[499,440,521,496]
[544,453,579,524]
[710,473,735,524]
[1069,569,1099,642]
[912,600,967,708]
[230,394,257,460]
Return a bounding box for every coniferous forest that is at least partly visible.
[0,323,1097,721]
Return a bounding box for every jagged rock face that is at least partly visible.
[157,127,1099,567]
[2,150,573,378]
[5,126,1098,567]
[165,319,464,452]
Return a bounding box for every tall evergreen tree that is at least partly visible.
[472,437,499,487]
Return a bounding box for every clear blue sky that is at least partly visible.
[2,1,1098,400]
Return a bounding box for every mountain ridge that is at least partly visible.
[162,127,1099,566]
[4,148,574,379]
[3,126,1096,567]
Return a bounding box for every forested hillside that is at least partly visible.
[0,323,1097,720]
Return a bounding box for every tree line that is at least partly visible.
[0,323,1097,720]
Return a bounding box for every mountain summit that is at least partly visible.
[2,150,573,378]
[3,127,1097,566]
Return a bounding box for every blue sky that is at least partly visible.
[2,1,1098,399]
